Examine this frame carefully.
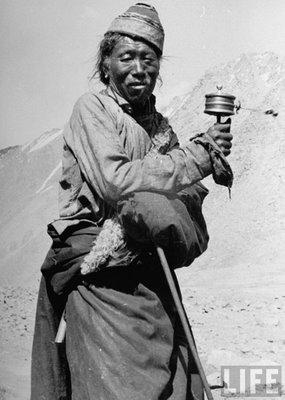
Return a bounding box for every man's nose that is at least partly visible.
[132,59,145,76]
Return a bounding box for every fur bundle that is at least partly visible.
[80,219,136,275]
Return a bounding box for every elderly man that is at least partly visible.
[31,4,233,400]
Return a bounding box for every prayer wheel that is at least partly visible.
[204,86,236,123]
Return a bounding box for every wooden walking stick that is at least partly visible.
[156,246,214,400]
[55,311,66,344]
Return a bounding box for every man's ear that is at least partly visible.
[103,57,110,80]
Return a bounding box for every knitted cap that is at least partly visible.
[107,3,164,55]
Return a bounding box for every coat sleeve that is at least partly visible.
[64,93,215,204]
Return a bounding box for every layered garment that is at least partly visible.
[32,219,205,400]
[31,87,232,399]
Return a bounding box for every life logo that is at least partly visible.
[221,366,282,397]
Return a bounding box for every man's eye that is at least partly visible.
[144,57,156,64]
[120,56,132,62]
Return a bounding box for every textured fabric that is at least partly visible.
[40,188,209,296]
[191,133,234,189]
[31,225,101,399]
[31,224,204,400]
[41,223,102,296]
[107,3,164,54]
[65,280,203,400]
[31,276,71,400]
[52,86,227,236]
[118,190,209,269]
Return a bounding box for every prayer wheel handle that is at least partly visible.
[204,85,239,123]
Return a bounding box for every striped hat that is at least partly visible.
[107,3,164,55]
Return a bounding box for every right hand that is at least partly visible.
[206,118,233,157]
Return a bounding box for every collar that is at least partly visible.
[102,86,156,117]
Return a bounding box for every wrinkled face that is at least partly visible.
[105,36,160,106]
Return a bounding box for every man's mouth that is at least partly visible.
[129,82,146,89]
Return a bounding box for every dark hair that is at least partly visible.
[90,32,162,85]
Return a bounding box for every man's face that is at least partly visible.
[106,36,160,106]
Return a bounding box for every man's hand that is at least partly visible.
[206,118,233,156]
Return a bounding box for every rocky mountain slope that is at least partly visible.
[0,129,63,287]
[0,52,284,399]
[166,52,285,274]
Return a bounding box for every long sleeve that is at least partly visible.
[64,92,215,204]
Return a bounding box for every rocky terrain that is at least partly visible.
[0,52,284,399]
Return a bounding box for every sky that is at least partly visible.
[1,0,285,148]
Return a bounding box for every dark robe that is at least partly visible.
[31,190,209,400]
[31,88,233,399]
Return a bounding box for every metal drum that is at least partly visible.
[204,86,236,121]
